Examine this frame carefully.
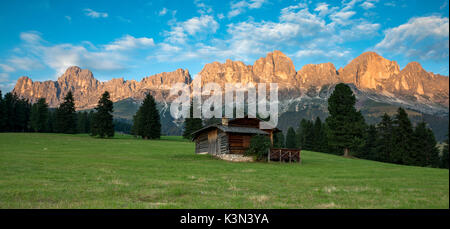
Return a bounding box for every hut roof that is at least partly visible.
[217,125,269,135]
[191,124,268,140]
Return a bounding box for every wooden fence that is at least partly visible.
[268,148,301,163]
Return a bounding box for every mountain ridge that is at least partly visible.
[12,51,449,113]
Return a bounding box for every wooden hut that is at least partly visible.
[191,117,301,163]
[191,117,277,154]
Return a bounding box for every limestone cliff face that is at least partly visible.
[338,51,400,90]
[13,67,191,109]
[11,51,449,110]
[197,50,448,107]
[297,63,339,88]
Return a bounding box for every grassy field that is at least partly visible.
[0,133,448,209]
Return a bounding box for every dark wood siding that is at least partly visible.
[195,132,209,154]
[218,131,229,154]
[228,133,253,154]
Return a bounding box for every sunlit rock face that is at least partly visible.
[13,66,191,109]
[12,51,449,110]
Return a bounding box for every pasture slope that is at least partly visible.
[0,133,448,208]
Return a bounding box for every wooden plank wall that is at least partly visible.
[228,133,253,154]
[218,131,229,154]
[195,132,209,154]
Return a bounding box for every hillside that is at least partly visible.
[0,133,448,208]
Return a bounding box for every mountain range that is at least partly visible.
[11,51,450,140]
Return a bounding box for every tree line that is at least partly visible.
[275,83,449,169]
[0,90,132,136]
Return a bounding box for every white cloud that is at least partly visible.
[314,3,337,16]
[375,16,449,60]
[194,0,213,14]
[8,57,43,71]
[294,49,351,58]
[0,80,16,93]
[165,15,219,44]
[330,10,356,25]
[384,2,396,7]
[65,16,72,22]
[0,73,8,82]
[159,8,168,16]
[156,1,383,63]
[184,15,219,35]
[83,8,108,18]
[104,35,155,51]
[20,31,42,43]
[360,0,377,10]
[0,64,15,72]
[8,31,158,77]
[228,0,267,18]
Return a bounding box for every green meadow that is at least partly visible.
[0,133,448,209]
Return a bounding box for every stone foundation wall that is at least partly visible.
[214,154,255,162]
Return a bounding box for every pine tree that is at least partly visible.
[76,112,85,133]
[302,120,315,150]
[183,100,203,139]
[312,117,327,152]
[132,94,161,139]
[55,91,77,134]
[30,98,49,132]
[47,109,55,132]
[131,111,140,137]
[360,125,378,160]
[0,90,5,131]
[273,131,285,148]
[87,110,95,133]
[326,83,366,157]
[3,92,16,131]
[392,108,414,164]
[91,91,115,138]
[411,122,440,167]
[376,113,394,162]
[286,127,297,148]
[296,119,308,148]
[441,131,449,169]
[424,124,440,167]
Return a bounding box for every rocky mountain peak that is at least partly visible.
[297,63,339,87]
[402,61,426,73]
[339,51,400,90]
[253,50,297,84]
[10,51,449,111]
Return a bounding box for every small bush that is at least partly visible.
[245,135,271,161]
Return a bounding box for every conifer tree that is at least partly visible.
[273,131,285,148]
[286,127,297,148]
[375,113,394,162]
[132,93,161,139]
[87,110,95,133]
[14,97,31,132]
[47,109,55,132]
[412,122,440,167]
[392,108,414,164]
[183,100,203,139]
[360,125,378,160]
[441,131,449,169]
[312,117,327,152]
[0,90,5,131]
[296,119,308,148]
[91,91,114,138]
[55,91,77,134]
[302,120,315,150]
[30,98,49,132]
[326,83,366,157]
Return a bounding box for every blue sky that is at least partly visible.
[0,0,449,92]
